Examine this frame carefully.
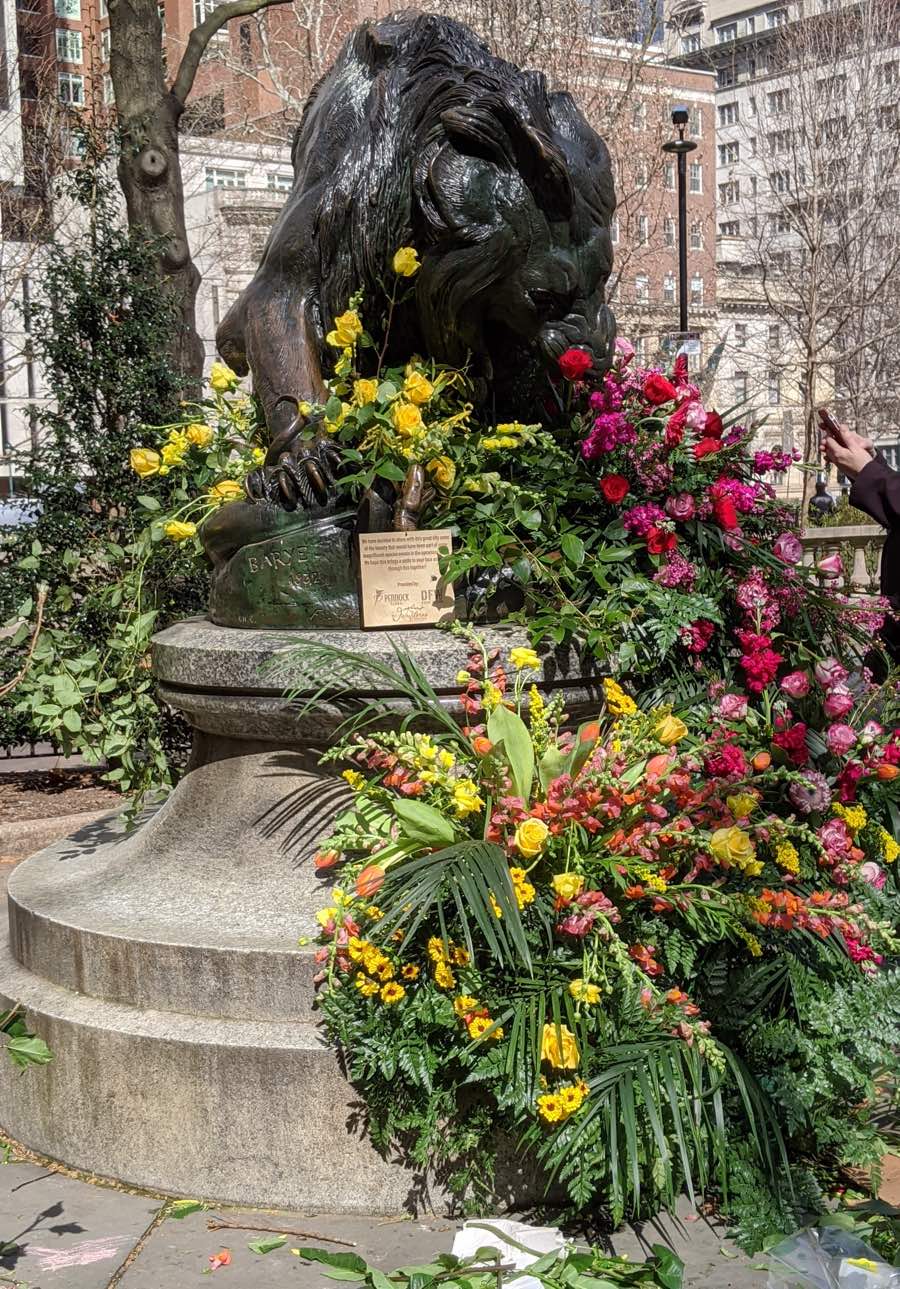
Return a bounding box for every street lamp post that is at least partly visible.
[662,106,698,335]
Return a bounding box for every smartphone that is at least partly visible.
[817,406,844,440]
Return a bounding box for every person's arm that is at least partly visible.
[849,456,900,531]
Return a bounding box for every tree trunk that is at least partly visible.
[108,0,204,386]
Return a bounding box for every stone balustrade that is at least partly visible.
[801,525,885,595]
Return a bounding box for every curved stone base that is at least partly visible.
[0,620,600,1211]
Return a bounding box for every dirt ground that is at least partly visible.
[0,767,122,824]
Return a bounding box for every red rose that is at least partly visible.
[672,354,689,384]
[665,404,688,447]
[643,373,678,406]
[694,437,722,460]
[647,526,678,554]
[704,410,724,438]
[599,474,629,504]
[558,347,593,381]
[713,496,739,531]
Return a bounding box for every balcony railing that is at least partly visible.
[800,524,884,595]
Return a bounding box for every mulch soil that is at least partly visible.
[0,767,122,824]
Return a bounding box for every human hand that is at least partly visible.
[818,412,875,480]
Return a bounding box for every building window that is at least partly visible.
[664,217,676,247]
[717,67,736,88]
[55,27,82,62]
[664,162,675,191]
[690,221,703,250]
[54,0,80,15]
[766,8,787,26]
[734,322,747,347]
[771,170,790,194]
[689,162,702,193]
[635,157,648,187]
[99,0,107,13]
[716,21,737,41]
[768,89,790,113]
[101,27,110,61]
[610,216,619,245]
[746,14,756,32]
[103,72,114,104]
[690,274,704,306]
[663,272,676,304]
[58,72,84,105]
[718,180,740,204]
[635,274,650,303]
[239,21,252,66]
[733,370,749,402]
[267,171,292,192]
[768,370,782,403]
[767,129,791,153]
[634,336,649,364]
[718,101,739,126]
[718,141,739,166]
[749,96,757,115]
[637,213,649,245]
[681,33,700,52]
[769,324,781,348]
[689,106,702,136]
[719,220,740,236]
[631,100,646,131]
[879,60,898,85]
[205,166,247,189]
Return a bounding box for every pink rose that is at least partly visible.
[823,684,854,718]
[814,658,849,690]
[826,723,857,756]
[718,693,748,720]
[780,671,811,699]
[859,861,887,890]
[860,720,884,744]
[817,553,843,577]
[773,532,803,565]
[614,336,635,365]
[664,493,696,521]
[685,401,708,431]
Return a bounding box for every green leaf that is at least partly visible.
[248,1235,287,1254]
[375,461,407,482]
[62,709,82,733]
[649,1245,684,1289]
[538,747,568,792]
[298,1250,369,1274]
[369,1269,394,1289]
[487,705,534,801]
[377,381,397,402]
[560,532,585,567]
[136,494,161,510]
[393,798,457,848]
[167,1199,204,1219]
[6,1035,52,1068]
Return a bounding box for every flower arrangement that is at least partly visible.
[309,629,900,1233]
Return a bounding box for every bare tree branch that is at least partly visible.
[171,0,295,107]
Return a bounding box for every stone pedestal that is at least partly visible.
[0,619,600,1212]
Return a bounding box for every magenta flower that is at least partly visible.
[664,492,696,521]
[823,684,854,718]
[773,532,803,565]
[780,671,811,699]
[859,862,886,890]
[614,336,635,365]
[817,553,843,577]
[718,693,748,720]
[814,657,849,690]
[826,723,857,756]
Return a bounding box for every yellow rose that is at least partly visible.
[325,310,363,348]
[392,246,421,276]
[404,371,433,405]
[515,818,550,858]
[209,361,238,393]
[392,401,423,437]
[655,714,688,745]
[426,456,455,489]
[540,1022,580,1070]
[161,441,186,467]
[353,378,379,406]
[209,479,244,503]
[726,792,757,820]
[709,826,756,870]
[509,647,540,671]
[551,871,584,901]
[185,422,213,447]
[569,978,601,1004]
[164,520,197,542]
[130,448,160,478]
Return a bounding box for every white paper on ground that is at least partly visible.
[451,1218,567,1289]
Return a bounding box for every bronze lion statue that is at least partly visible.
[214,9,616,522]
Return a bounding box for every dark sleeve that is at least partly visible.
[849,457,900,530]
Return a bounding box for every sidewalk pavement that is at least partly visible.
[0,1155,771,1289]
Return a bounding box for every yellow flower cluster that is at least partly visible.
[467,1015,504,1041]
[833,802,868,832]
[348,937,395,982]
[774,840,800,874]
[528,686,549,749]
[427,935,468,990]
[603,678,637,717]
[342,768,366,792]
[509,867,536,909]
[568,978,602,1004]
[537,1079,589,1123]
[510,647,540,671]
[879,827,900,863]
[452,778,484,818]
[634,865,668,893]
[480,422,535,451]
[736,927,763,957]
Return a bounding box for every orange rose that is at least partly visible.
[878,764,899,780]
[472,736,493,756]
[315,850,339,871]
[752,752,771,771]
[356,865,385,898]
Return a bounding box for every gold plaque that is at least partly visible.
[358,529,456,629]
